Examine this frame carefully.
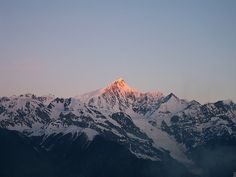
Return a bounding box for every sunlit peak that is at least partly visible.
[106,78,138,93]
[116,78,124,82]
[112,78,125,84]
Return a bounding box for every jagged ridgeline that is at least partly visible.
[1,79,236,177]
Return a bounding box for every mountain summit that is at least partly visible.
[104,78,139,96]
[77,78,141,111]
[77,78,137,104]
[112,77,126,85]
[105,78,137,93]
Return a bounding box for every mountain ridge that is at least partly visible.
[1,78,236,177]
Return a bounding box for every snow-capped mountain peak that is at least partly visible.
[75,79,141,112]
[164,93,179,102]
[76,78,138,101]
[104,78,138,94]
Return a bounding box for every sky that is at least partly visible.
[0,0,236,103]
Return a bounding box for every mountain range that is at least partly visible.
[1,78,236,177]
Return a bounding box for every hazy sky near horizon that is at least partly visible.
[0,0,236,103]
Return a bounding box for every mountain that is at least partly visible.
[0,78,236,177]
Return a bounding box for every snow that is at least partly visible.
[76,88,104,102]
[131,116,193,164]
[82,128,98,141]
[29,125,98,142]
[40,94,56,106]
[127,132,147,142]
[76,78,140,104]
[147,95,189,126]
[49,101,65,119]
[131,151,160,161]
[222,99,234,105]
[157,96,188,115]
[106,78,139,93]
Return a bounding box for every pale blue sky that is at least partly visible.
[0,0,235,103]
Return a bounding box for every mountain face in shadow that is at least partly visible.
[0,128,193,177]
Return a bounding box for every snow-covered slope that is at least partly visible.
[0,94,51,131]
